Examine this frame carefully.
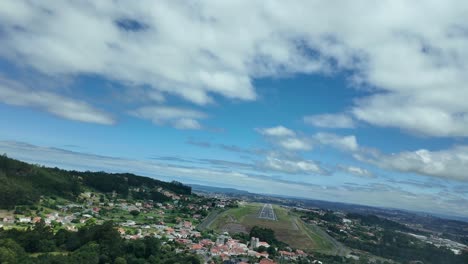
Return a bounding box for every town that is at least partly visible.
[0,187,316,264]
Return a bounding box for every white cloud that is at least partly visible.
[313,133,359,152]
[0,77,114,125]
[258,126,468,182]
[278,137,312,151]
[0,1,260,105]
[130,106,207,130]
[361,146,468,182]
[258,126,312,151]
[263,152,325,175]
[173,118,202,130]
[304,113,355,128]
[339,165,374,178]
[258,126,359,153]
[257,126,296,137]
[1,1,467,137]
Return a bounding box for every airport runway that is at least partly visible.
[258,203,277,220]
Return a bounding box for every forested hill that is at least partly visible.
[0,155,191,209]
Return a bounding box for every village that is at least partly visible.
[0,187,314,264]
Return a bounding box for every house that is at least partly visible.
[127,205,139,212]
[117,228,126,235]
[211,248,220,256]
[66,225,77,231]
[296,249,307,257]
[183,221,192,229]
[191,244,203,250]
[200,239,214,247]
[3,217,14,224]
[250,237,259,249]
[279,250,295,259]
[259,259,276,264]
[123,220,136,226]
[191,231,201,238]
[18,217,31,223]
[258,241,270,248]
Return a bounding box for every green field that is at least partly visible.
[209,203,344,254]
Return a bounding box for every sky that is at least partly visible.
[0,0,468,218]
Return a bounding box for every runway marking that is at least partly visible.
[258,203,277,221]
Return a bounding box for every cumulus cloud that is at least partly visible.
[313,133,359,152]
[0,77,114,125]
[352,94,468,137]
[0,1,260,105]
[257,126,296,137]
[258,125,468,182]
[259,152,327,175]
[130,106,207,130]
[1,1,467,136]
[257,126,359,153]
[361,146,468,182]
[304,113,355,128]
[257,126,312,151]
[277,137,312,151]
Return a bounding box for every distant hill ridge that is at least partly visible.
[0,155,191,209]
[190,184,251,195]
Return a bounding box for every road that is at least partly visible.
[258,203,277,220]
[196,209,222,230]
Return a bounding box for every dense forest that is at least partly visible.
[0,221,202,264]
[0,155,191,209]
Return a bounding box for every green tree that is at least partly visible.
[0,239,25,264]
[267,246,276,256]
[130,210,140,217]
[115,257,127,264]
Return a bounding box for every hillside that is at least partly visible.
[0,155,191,209]
[208,202,347,255]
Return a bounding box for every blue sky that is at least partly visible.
[1,1,468,218]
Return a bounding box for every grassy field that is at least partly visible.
[209,203,342,254]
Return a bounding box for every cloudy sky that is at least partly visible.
[1,1,468,218]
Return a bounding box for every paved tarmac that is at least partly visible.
[258,203,277,220]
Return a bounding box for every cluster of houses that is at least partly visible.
[186,233,309,263]
[3,211,79,229]
[1,191,319,263]
[118,219,201,241]
[190,235,271,259]
[1,188,212,231]
[109,215,288,264]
